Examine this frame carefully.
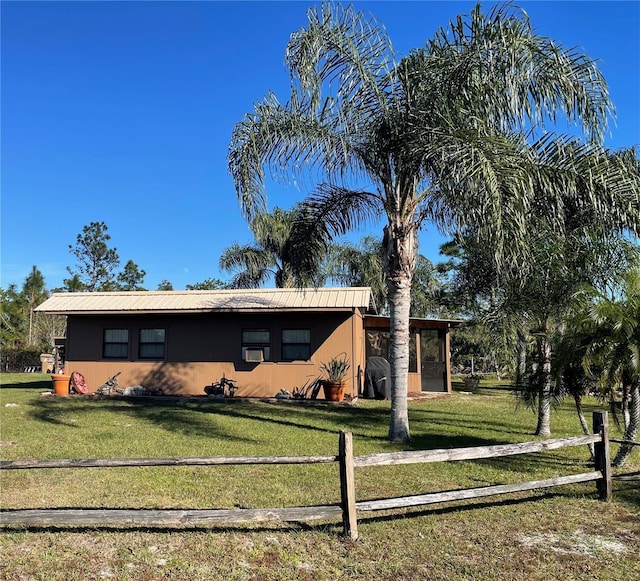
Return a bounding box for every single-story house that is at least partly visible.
[35,287,460,398]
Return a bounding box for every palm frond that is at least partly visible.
[303,184,381,238]
[219,244,277,289]
[228,92,359,221]
[424,129,536,269]
[219,243,272,272]
[286,3,395,121]
[227,269,272,290]
[229,3,398,222]
[424,2,610,141]
[286,186,381,284]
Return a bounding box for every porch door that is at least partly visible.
[420,330,446,392]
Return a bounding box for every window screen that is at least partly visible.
[282,329,311,361]
[103,329,128,359]
[139,328,166,359]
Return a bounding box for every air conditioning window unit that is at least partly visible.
[244,348,264,363]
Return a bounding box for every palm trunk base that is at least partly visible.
[613,385,639,467]
[388,424,411,443]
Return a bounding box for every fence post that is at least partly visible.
[338,431,358,540]
[593,411,612,501]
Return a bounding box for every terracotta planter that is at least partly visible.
[322,380,346,402]
[51,373,71,396]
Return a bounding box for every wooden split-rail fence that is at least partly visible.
[0,411,617,540]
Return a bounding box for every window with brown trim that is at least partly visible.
[139,328,166,359]
[242,328,270,361]
[282,329,311,361]
[103,329,129,359]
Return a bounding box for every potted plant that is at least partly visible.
[463,373,481,392]
[320,354,350,402]
[50,371,71,396]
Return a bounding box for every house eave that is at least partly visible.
[364,314,465,329]
[43,307,360,316]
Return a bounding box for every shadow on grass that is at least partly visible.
[27,397,264,444]
[406,431,510,452]
[187,399,394,442]
[0,378,52,390]
[30,396,396,442]
[27,395,527,454]
[474,451,595,481]
[408,406,534,438]
[25,389,610,476]
[611,479,640,508]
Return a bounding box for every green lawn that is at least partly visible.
[1,373,639,580]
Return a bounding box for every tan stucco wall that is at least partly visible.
[64,310,366,398]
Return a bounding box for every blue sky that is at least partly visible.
[2,1,639,291]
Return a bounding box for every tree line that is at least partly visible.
[0,220,227,352]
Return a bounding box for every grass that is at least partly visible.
[1,372,639,580]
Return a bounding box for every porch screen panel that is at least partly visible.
[420,329,446,392]
[420,330,443,361]
[365,330,417,372]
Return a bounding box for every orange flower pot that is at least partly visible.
[51,373,71,396]
[322,380,346,402]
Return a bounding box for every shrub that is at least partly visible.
[1,348,43,372]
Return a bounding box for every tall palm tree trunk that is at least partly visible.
[516,328,528,386]
[384,222,417,443]
[621,385,631,431]
[535,335,553,437]
[613,384,639,467]
[388,281,412,442]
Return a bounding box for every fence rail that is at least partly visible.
[0,411,614,540]
[0,455,337,470]
[613,471,640,482]
[0,506,344,527]
[609,439,640,447]
[353,434,600,468]
[355,471,603,512]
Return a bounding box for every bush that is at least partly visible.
[1,348,43,372]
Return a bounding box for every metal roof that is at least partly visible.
[35,287,375,315]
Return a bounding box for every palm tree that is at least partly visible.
[327,236,387,311]
[220,207,326,288]
[228,2,631,442]
[452,219,638,436]
[552,325,597,459]
[576,270,640,467]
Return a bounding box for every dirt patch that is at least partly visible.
[519,529,630,557]
[407,392,449,401]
